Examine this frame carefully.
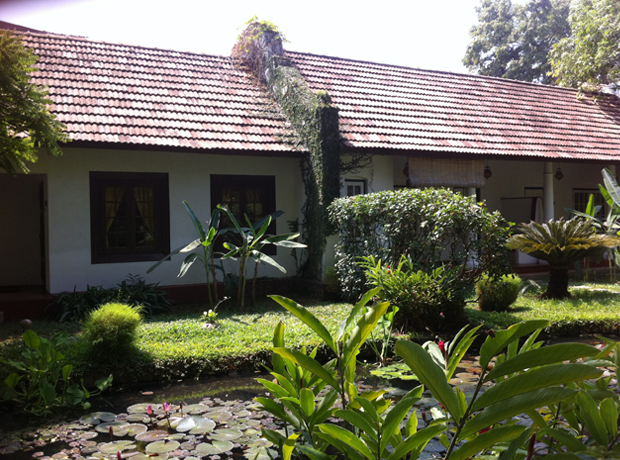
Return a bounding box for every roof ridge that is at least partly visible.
[18,29,236,61]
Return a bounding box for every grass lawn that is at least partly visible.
[466,281,620,336]
[2,281,620,386]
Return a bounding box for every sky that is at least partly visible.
[1,0,484,74]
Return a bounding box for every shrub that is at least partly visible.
[329,188,511,300]
[476,273,522,311]
[48,274,171,321]
[82,303,142,358]
[360,255,468,332]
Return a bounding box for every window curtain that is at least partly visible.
[133,186,155,246]
[104,186,125,248]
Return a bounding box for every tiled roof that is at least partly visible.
[287,51,620,161]
[19,32,302,153]
[14,28,620,162]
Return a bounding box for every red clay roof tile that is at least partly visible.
[15,30,620,161]
[19,32,303,153]
[287,51,620,161]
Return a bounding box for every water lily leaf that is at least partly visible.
[205,410,232,422]
[135,430,170,442]
[246,447,278,460]
[157,417,182,429]
[94,422,128,434]
[146,440,180,453]
[80,411,117,425]
[176,415,216,434]
[122,454,169,460]
[195,440,234,454]
[99,440,136,454]
[123,424,148,437]
[126,414,150,423]
[127,403,163,414]
[248,439,273,449]
[210,428,243,441]
[78,431,98,440]
[182,404,208,414]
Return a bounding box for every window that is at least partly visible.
[210,174,276,254]
[344,179,366,196]
[90,172,170,264]
[574,188,605,214]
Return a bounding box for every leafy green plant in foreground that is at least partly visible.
[260,290,609,460]
[1,330,112,415]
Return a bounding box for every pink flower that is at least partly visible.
[163,402,171,412]
[117,452,122,460]
[438,340,445,353]
[146,405,153,415]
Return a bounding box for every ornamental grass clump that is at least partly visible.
[82,302,142,358]
[476,273,522,312]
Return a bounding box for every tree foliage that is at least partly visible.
[0,30,67,174]
[549,0,620,91]
[464,0,570,84]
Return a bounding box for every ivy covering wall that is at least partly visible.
[233,21,344,281]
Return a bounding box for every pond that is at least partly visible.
[0,367,454,460]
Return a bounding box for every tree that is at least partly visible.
[549,0,620,91]
[0,30,67,174]
[507,218,620,299]
[464,0,570,84]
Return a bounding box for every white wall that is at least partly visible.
[27,148,304,293]
[324,154,395,270]
[480,159,609,219]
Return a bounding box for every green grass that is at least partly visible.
[465,281,620,335]
[2,282,620,386]
[0,300,355,385]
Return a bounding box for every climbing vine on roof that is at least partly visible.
[233,20,372,281]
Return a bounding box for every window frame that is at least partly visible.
[210,174,277,255]
[344,179,367,197]
[89,171,170,264]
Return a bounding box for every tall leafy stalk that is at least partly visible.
[148,202,220,308]
[218,205,306,307]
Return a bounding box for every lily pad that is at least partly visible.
[94,422,129,434]
[122,454,169,460]
[246,447,278,460]
[182,404,208,414]
[194,440,234,455]
[248,439,273,449]
[80,412,116,425]
[78,431,98,440]
[126,414,150,423]
[127,403,163,414]
[135,430,170,442]
[210,428,243,442]
[99,440,136,454]
[146,440,180,454]
[205,410,232,422]
[176,415,215,434]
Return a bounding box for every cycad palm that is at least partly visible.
[508,218,620,299]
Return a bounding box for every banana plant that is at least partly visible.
[218,205,306,307]
[395,320,604,459]
[148,202,220,308]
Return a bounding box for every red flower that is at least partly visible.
[117,452,122,460]
[479,427,491,434]
[438,340,445,353]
